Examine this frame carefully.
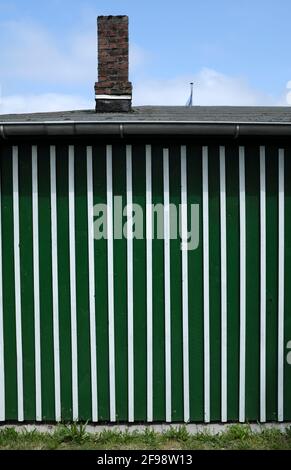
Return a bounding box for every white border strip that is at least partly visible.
[12,146,24,422]
[181,145,190,423]
[50,146,61,422]
[68,145,78,421]
[106,145,116,422]
[146,145,153,422]
[220,146,227,423]
[126,145,134,423]
[260,146,266,423]
[0,151,5,422]
[163,148,172,423]
[202,146,210,423]
[32,146,42,421]
[95,94,132,100]
[239,146,246,423]
[278,148,285,422]
[87,146,98,422]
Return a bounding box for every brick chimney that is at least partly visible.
[95,15,132,113]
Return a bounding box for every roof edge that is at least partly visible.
[0,121,291,139]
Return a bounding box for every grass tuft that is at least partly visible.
[163,425,190,442]
[53,422,89,445]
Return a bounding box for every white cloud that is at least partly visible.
[0,93,91,114]
[0,20,96,84]
[130,44,149,70]
[133,68,281,106]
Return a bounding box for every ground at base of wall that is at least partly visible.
[0,423,291,450]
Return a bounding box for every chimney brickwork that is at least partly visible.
[95,15,132,112]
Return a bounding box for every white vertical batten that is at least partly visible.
[181,145,190,423]
[126,145,134,422]
[32,145,42,421]
[146,145,153,422]
[163,148,172,423]
[220,146,227,423]
[68,145,78,421]
[0,155,5,421]
[50,145,61,422]
[106,145,116,422]
[202,146,210,423]
[260,146,266,423]
[278,148,285,422]
[239,146,246,423]
[86,146,98,422]
[12,146,24,422]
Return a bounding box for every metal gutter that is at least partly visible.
[1,119,291,125]
[0,121,291,138]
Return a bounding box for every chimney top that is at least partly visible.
[98,15,128,19]
[95,15,132,113]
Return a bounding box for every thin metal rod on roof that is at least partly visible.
[186,82,194,107]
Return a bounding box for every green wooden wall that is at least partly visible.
[0,141,290,423]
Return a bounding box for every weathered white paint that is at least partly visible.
[32,146,42,422]
[50,146,61,422]
[87,146,98,422]
[278,148,285,422]
[106,145,116,422]
[126,145,134,423]
[12,146,24,422]
[68,145,78,421]
[163,148,172,423]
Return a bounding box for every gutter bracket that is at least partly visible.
[119,124,124,139]
[234,124,240,139]
[0,125,6,140]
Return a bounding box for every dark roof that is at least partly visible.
[1,106,291,123]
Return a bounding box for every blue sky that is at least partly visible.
[0,0,290,113]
